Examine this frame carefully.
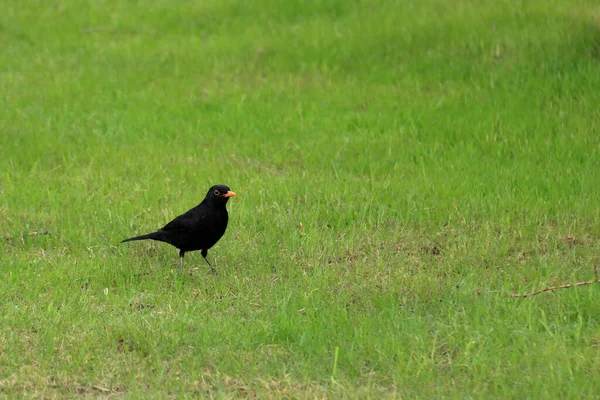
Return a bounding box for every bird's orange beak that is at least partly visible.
[223,191,237,198]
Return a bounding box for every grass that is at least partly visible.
[1,0,600,397]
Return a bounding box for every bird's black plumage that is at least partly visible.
[121,184,236,270]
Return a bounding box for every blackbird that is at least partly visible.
[121,184,236,270]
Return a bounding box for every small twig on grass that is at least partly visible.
[3,230,51,240]
[81,27,138,35]
[26,230,51,237]
[81,27,119,34]
[0,327,38,333]
[92,385,111,393]
[511,264,600,298]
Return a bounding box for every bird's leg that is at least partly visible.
[201,249,216,273]
[179,250,185,271]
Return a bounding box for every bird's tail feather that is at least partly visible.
[121,231,162,243]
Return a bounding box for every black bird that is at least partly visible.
[121,184,236,270]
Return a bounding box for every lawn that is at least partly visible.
[1,0,600,398]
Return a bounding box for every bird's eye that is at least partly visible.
[213,190,220,196]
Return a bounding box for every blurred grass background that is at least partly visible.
[1,0,600,397]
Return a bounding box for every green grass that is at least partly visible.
[2,0,600,397]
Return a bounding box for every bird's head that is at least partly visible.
[206,184,236,205]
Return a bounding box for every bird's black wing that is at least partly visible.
[160,204,207,233]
